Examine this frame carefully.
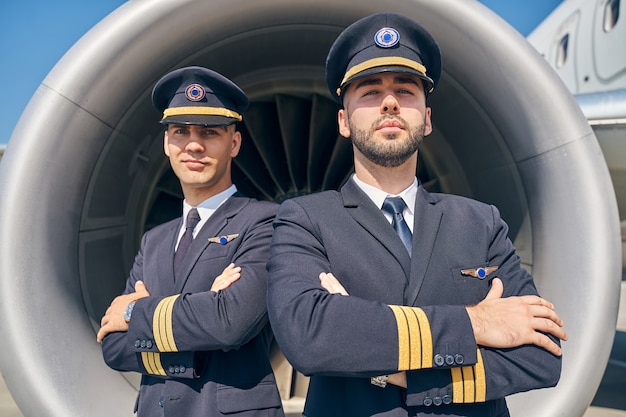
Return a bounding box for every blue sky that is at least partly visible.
[0,0,562,145]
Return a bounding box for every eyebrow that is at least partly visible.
[353,77,382,89]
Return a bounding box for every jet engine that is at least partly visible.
[0,0,621,416]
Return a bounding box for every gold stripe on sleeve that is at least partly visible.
[452,349,487,404]
[390,305,433,370]
[141,352,166,376]
[153,295,180,352]
[474,349,486,402]
[462,365,476,403]
[154,297,169,351]
[451,367,464,403]
[402,307,421,369]
[412,307,432,368]
[141,351,156,375]
[389,305,410,370]
[151,352,166,376]
[163,295,178,351]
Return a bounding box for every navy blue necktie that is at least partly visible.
[382,196,412,254]
[174,208,201,278]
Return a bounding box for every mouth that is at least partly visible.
[376,118,405,135]
[183,159,207,169]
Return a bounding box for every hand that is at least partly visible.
[465,278,568,356]
[386,372,407,388]
[96,281,150,343]
[210,263,241,292]
[319,272,349,295]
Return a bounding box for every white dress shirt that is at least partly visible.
[352,174,417,233]
[175,184,237,250]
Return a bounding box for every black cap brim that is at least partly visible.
[160,114,239,126]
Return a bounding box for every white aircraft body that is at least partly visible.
[529,0,626,272]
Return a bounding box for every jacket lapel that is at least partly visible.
[341,179,412,279]
[405,187,443,306]
[173,194,250,292]
[155,220,180,294]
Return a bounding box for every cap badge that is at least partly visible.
[185,84,205,101]
[375,27,400,48]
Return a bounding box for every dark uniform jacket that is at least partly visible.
[102,194,284,417]
[267,179,561,417]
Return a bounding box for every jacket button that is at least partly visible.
[433,396,443,406]
[134,340,141,348]
[158,396,164,407]
[445,355,454,365]
[168,366,175,374]
[146,340,153,349]
[180,365,186,373]
[455,354,464,365]
[423,397,433,406]
[140,340,146,348]
[442,394,452,405]
[434,354,445,367]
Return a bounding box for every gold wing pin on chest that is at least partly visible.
[208,234,239,245]
[460,266,498,280]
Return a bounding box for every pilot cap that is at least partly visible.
[326,12,442,102]
[152,66,249,126]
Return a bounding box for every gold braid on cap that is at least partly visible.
[162,106,243,122]
[337,57,429,96]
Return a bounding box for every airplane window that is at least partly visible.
[603,0,620,32]
[555,33,569,69]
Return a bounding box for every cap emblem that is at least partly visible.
[185,84,205,101]
[374,27,400,48]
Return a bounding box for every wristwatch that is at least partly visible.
[370,375,389,388]
[124,300,136,323]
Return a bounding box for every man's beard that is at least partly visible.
[350,115,425,168]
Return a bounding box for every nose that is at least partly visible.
[381,94,399,114]
[185,132,205,153]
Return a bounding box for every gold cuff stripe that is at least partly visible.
[154,297,171,351]
[338,57,429,95]
[141,352,166,376]
[153,295,180,352]
[412,307,432,368]
[389,305,432,370]
[475,349,486,402]
[162,106,242,122]
[389,305,411,370]
[451,349,487,403]
[462,365,476,403]
[140,352,154,374]
[451,367,464,403]
[405,308,421,369]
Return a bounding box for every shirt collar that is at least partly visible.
[181,184,237,224]
[352,174,418,215]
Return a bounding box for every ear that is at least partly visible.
[337,108,351,139]
[423,107,433,137]
[230,130,242,158]
[163,130,170,157]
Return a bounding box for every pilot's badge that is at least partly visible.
[460,266,499,280]
[208,234,239,245]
